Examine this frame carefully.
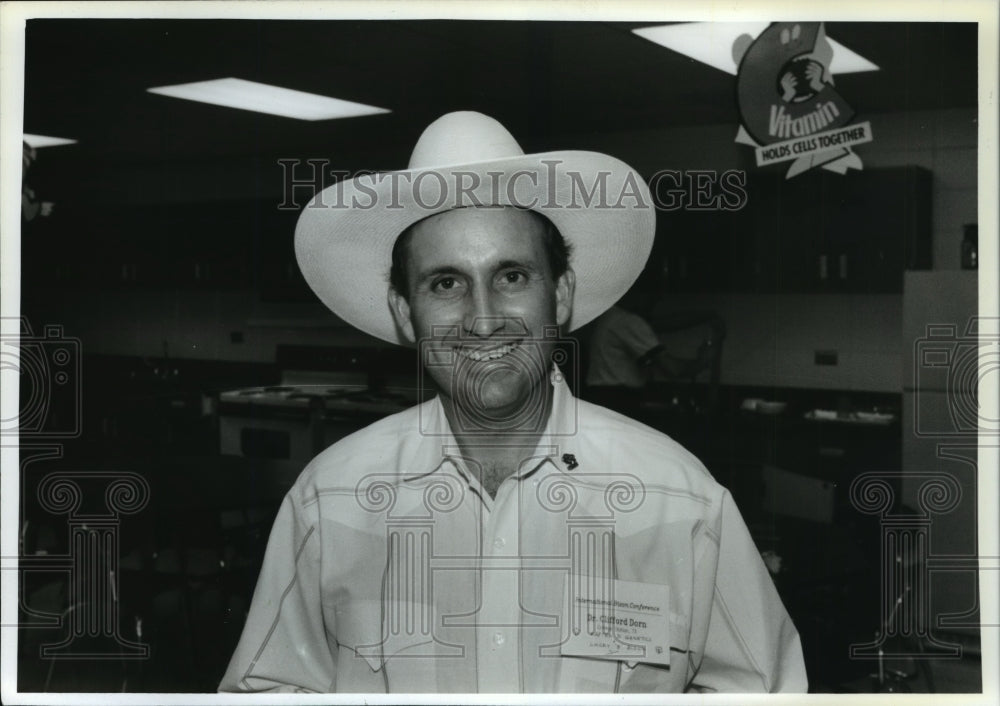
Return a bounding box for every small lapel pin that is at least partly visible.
[562,453,578,470]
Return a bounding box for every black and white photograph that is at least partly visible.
[1,1,997,701]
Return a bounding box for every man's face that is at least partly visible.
[389,207,574,431]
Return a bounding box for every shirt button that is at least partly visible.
[493,537,506,550]
[493,631,505,646]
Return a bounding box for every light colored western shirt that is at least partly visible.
[219,370,806,693]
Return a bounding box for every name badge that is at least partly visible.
[560,575,671,667]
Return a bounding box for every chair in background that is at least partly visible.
[648,309,726,409]
[637,310,726,455]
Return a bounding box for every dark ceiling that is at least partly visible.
[23,19,978,206]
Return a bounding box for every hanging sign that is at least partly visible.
[734,22,872,178]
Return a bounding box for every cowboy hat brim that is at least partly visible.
[294,150,655,345]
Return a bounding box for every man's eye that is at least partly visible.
[432,277,458,292]
[502,271,527,285]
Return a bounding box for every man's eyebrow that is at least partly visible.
[414,265,464,283]
[415,260,540,283]
[496,259,541,273]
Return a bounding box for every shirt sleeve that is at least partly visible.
[615,310,663,361]
[218,490,336,693]
[690,491,808,693]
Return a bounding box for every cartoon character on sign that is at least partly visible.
[775,24,833,104]
[734,22,868,177]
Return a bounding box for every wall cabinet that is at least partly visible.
[26,165,931,298]
[659,166,932,294]
[21,199,301,293]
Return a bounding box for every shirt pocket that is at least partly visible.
[332,598,444,692]
[617,611,692,693]
[332,599,385,674]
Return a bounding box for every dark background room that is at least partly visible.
[12,17,984,694]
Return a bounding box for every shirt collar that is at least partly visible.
[403,365,578,484]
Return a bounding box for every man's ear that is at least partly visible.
[388,287,417,343]
[555,268,576,327]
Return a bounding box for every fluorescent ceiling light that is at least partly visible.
[825,38,880,75]
[634,22,769,74]
[23,134,77,148]
[147,78,391,121]
[633,23,879,76]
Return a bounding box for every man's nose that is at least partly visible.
[463,288,505,338]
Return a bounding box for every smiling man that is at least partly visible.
[219,112,806,694]
[388,206,574,496]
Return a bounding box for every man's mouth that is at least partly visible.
[455,340,522,362]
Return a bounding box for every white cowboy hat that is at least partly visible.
[294,111,655,344]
